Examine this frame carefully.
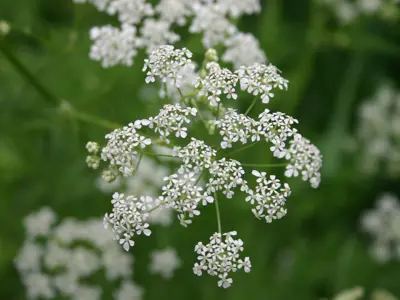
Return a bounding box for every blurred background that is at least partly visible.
[0,0,400,299]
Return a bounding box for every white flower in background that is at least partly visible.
[160,63,199,102]
[149,247,182,279]
[193,231,251,288]
[140,19,180,52]
[15,208,140,299]
[361,193,400,263]
[328,287,399,300]
[74,0,265,67]
[89,24,141,68]
[72,285,102,300]
[114,280,144,300]
[332,286,364,300]
[72,0,109,11]
[216,0,261,18]
[190,3,237,48]
[0,20,11,36]
[320,0,391,24]
[86,46,322,286]
[222,33,267,69]
[156,0,193,26]
[23,207,57,238]
[23,273,55,300]
[106,0,153,24]
[357,0,382,14]
[352,84,400,176]
[14,242,43,273]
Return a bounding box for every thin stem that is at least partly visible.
[195,169,205,185]
[69,109,121,130]
[225,142,259,156]
[177,87,185,100]
[135,152,144,171]
[241,163,288,168]
[142,151,176,158]
[1,40,123,131]
[216,102,221,120]
[0,41,59,105]
[190,99,208,128]
[214,192,222,234]
[244,97,258,116]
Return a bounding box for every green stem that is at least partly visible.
[69,109,121,130]
[0,41,59,105]
[1,40,122,131]
[142,151,176,158]
[135,152,144,171]
[225,142,259,156]
[322,55,365,177]
[241,163,288,168]
[244,97,258,116]
[214,192,222,234]
[190,99,208,128]
[216,102,221,120]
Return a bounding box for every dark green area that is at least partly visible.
[0,0,400,299]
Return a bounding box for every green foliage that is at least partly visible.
[0,0,399,299]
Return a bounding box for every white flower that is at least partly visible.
[89,23,140,68]
[143,45,194,87]
[194,231,251,287]
[149,247,182,279]
[237,63,289,103]
[195,62,239,107]
[245,171,290,223]
[104,193,154,251]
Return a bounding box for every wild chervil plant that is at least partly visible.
[85,45,323,288]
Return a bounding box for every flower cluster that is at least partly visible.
[349,84,400,176]
[196,62,239,106]
[244,170,291,223]
[100,123,151,177]
[73,0,266,67]
[361,193,400,263]
[143,45,194,87]
[104,193,155,251]
[85,45,322,287]
[237,63,289,103]
[15,207,142,300]
[89,23,140,68]
[193,231,251,288]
